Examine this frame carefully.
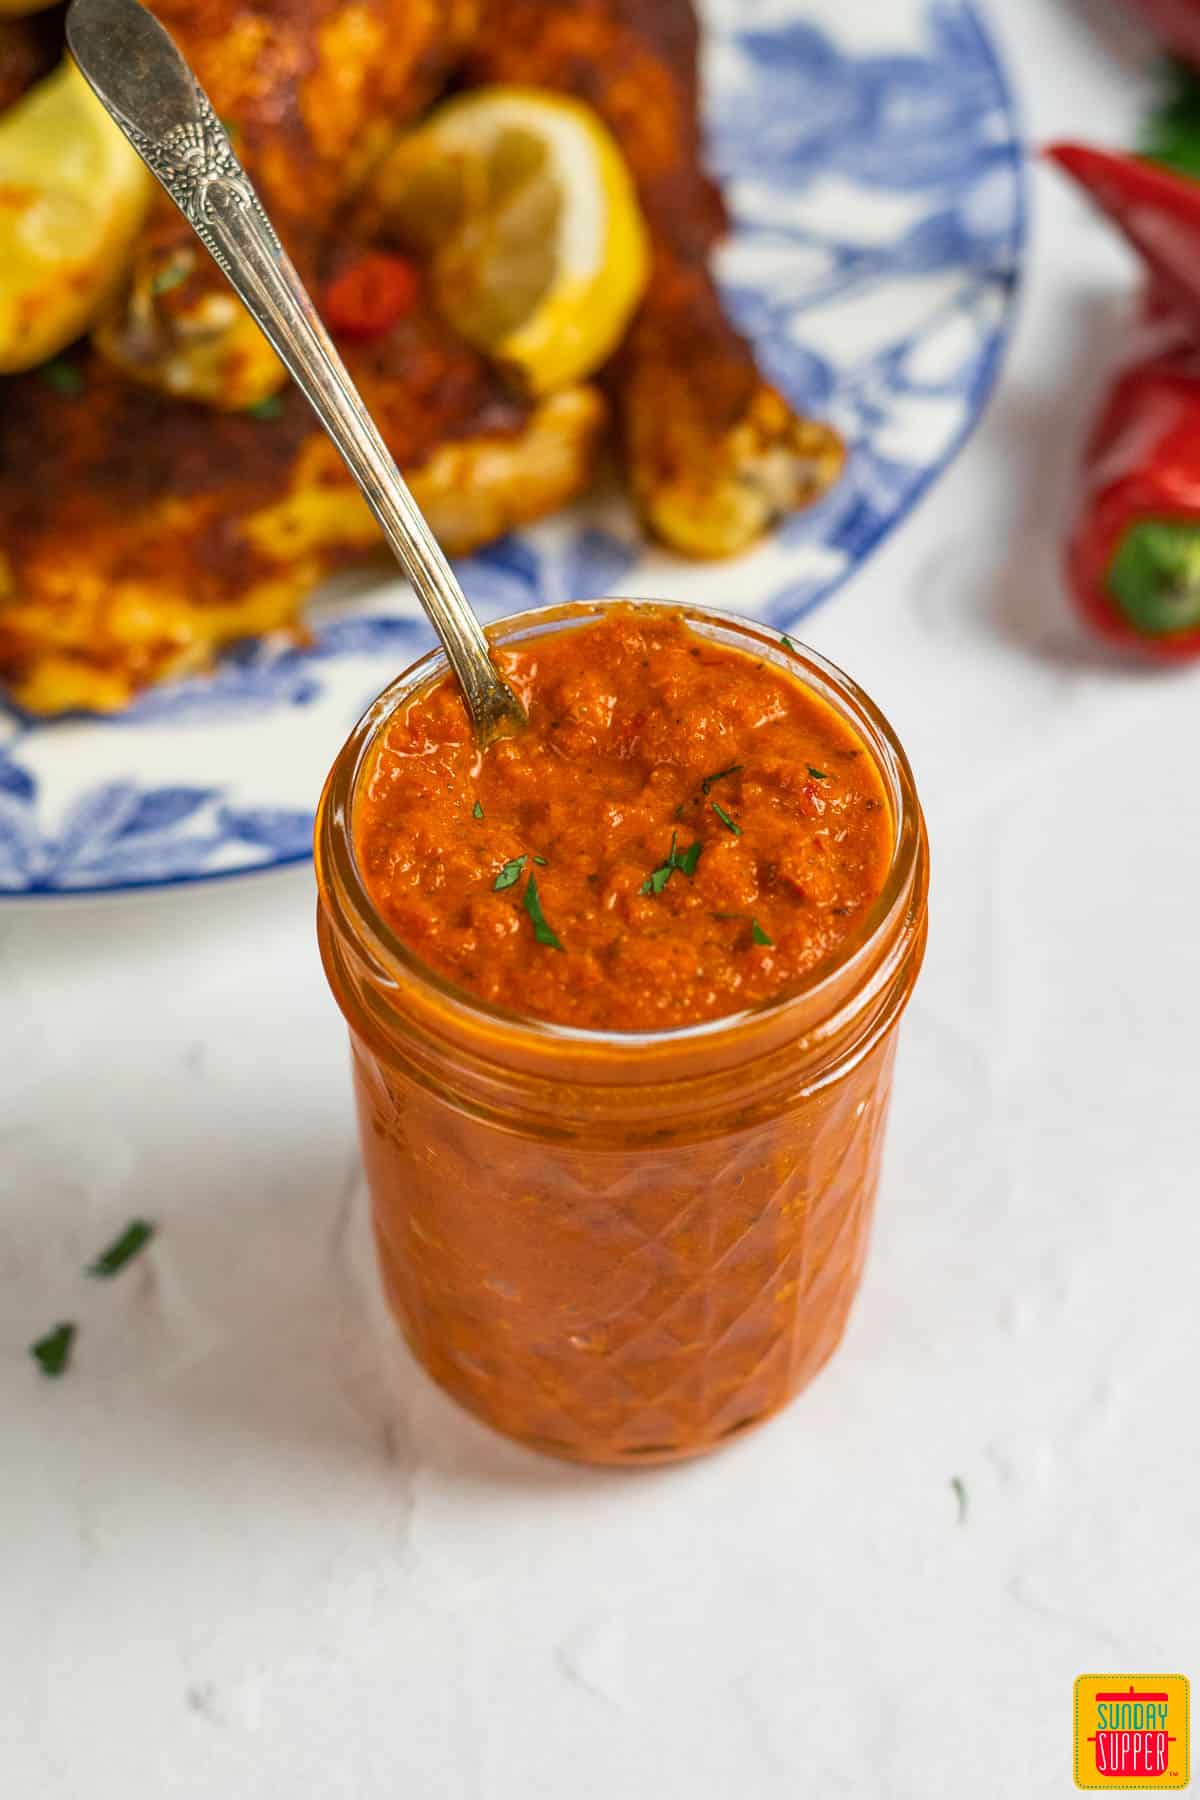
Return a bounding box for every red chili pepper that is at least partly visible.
[1068,340,1200,656]
[1047,142,1200,328]
[321,252,420,339]
[1122,0,1200,68]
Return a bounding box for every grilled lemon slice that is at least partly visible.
[0,57,153,373]
[365,85,649,395]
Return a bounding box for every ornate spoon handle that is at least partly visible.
[66,0,525,744]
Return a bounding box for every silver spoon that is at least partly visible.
[66,0,526,746]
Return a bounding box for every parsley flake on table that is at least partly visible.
[31,1322,75,1378]
[950,1475,968,1525]
[523,870,563,948]
[87,1218,155,1278]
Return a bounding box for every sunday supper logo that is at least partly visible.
[1074,1676,1190,1789]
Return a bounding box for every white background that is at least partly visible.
[3,2,1197,1794]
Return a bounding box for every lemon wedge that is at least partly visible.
[366,85,649,395]
[0,57,154,373]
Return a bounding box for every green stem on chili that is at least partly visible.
[1107,519,1200,635]
[1141,57,1200,181]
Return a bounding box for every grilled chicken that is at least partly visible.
[462,0,844,556]
[0,304,603,712]
[93,0,481,408]
[0,0,841,713]
[102,0,841,545]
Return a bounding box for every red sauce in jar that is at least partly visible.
[320,602,928,1463]
[354,608,893,1031]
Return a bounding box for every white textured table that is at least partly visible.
[4,5,1197,1793]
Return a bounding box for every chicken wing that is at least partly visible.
[149,0,479,238]
[462,0,843,556]
[0,299,603,712]
[0,0,842,714]
[94,0,481,408]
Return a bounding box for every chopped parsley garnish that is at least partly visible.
[780,633,799,652]
[807,766,830,781]
[472,800,484,820]
[641,831,703,895]
[495,851,547,890]
[247,393,284,420]
[40,359,84,398]
[951,1475,968,1525]
[710,800,741,836]
[701,763,743,795]
[87,1218,155,1278]
[522,870,562,949]
[713,912,773,946]
[642,831,677,895]
[31,1322,75,1378]
[151,262,189,296]
[494,854,528,890]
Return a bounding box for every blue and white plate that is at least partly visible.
[0,0,1024,897]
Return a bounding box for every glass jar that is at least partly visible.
[316,601,928,1465]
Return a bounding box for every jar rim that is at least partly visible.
[315,597,926,1059]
